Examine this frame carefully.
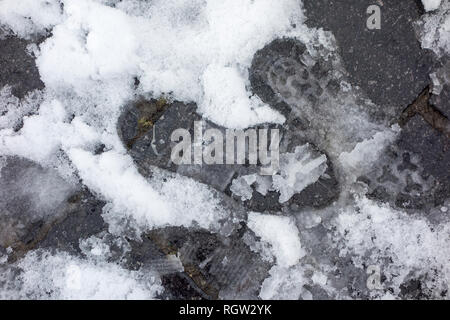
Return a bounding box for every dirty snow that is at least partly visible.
[248,212,305,267]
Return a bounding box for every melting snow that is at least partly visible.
[0,0,449,300]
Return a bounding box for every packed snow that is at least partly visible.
[248,212,305,268]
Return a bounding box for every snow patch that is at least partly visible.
[69,149,229,233]
[0,0,64,39]
[335,196,450,297]
[5,250,162,300]
[248,212,304,268]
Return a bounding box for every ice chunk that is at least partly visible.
[79,236,112,258]
[272,145,328,203]
[230,144,329,204]
[254,175,273,196]
[338,125,400,177]
[230,174,274,201]
[416,1,450,57]
[422,0,442,12]
[430,72,443,95]
[230,174,257,201]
